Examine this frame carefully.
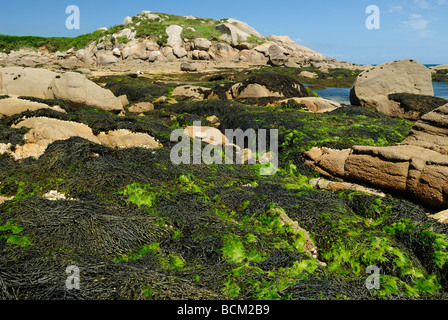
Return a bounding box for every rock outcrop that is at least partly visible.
[0,97,65,117]
[0,67,57,98]
[3,116,161,160]
[207,74,309,100]
[350,59,434,118]
[0,12,363,72]
[46,72,123,113]
[0,67,123,113]
[304,103,448,209]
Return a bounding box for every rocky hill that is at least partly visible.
[0,10,363,72]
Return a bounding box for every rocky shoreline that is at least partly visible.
[1,10,448,301]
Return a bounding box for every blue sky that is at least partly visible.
[0,0,447,65]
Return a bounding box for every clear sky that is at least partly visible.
[0,0,447,65]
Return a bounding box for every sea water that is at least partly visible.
[310,82,448,105]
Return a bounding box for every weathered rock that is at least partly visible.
[194,38,212,51]
[0,97,65,117]
[10,117,161,159]
[309,178,386,198]
[228,74,309,99]
[14,117,101,146]
[0,67,57,99]
[166,25,183,48]
[118,95,129,107]
[75,68,92,75]
[128,102,154,113]
[386,93,447,120]
[46,72,124,113]
[266,35,325,63]
[253,42,272,56]
[299,71,319,79]
[350,59,434,117]
[98,129,160,149]
[206,115,219,125]
[192,50,210,61]
[233,83,282,98]
[97,53,120,65]
[123,16,133,25]
[113,28,136,41]
[171,85,211,100]
[210,43,240,61]
[147,51,160,62]
[180,62,198,72]
[60,56,84,69]
[429,210,448,223]
[145,40,160,51]
[401,104,448,154]
[173,46,188,58]
[184,126,231,147]
[238,49,268,64]
[216,23,251,47]
[304,103,448,208]
[275,97,341,113]
[226,18,264,39]
[112,48,121,57]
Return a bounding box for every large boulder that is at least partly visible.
[229,74,309,99]
[267,35,325,63]
[226,18,264,39]
[46,72,123,113]
[0,67,57,99]
[123,16,133,25]
[216,23,252,47]
[96,52,120,65]
[166,25,183,48]
[238,49,268,64]
[304,103,448,209]
[350,59,434,117]
[180,62,198,72]
[13,117,101,146]
[194,38,212,51]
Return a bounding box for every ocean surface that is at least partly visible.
[311,82,448,105]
